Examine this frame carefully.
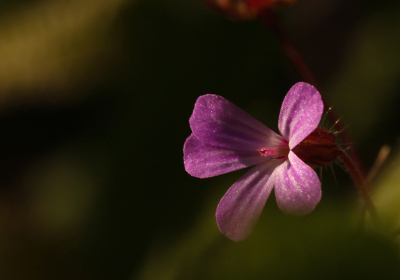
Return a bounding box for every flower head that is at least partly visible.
[202,0,296,20]
[184,82,338,241]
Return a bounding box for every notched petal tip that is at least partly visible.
[189,94,285,152]
[278,82,324,149]
[183,134,204,178]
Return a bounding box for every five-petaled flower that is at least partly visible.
[183,82,338,241]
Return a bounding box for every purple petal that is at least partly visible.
[216,160,280,241]
[184,134,268,178]
[273,151,321,215]
[278,82,324,149]
[190,94,285,152]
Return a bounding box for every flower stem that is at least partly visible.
[257,8,365,175]
[336,148,380,228]
[258,9,317,86]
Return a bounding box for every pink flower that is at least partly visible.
[184,82,337,241]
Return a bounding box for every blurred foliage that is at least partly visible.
[136,197,400,280]
[370,148,400,243]
[0,0,127,107]
[0,0,399,279]
[328,10,400,143]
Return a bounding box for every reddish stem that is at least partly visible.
[257,8,365,176]
[258,9,317,85]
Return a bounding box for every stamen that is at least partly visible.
[257,147,275,157]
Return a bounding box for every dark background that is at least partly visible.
[0,0,400,279]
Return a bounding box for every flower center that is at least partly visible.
[257,145,290,159]
[257,147,276,157]
[292,128,337,168]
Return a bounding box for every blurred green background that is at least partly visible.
[0,0,400,279]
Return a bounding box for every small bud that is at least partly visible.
[202,0,296,20]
